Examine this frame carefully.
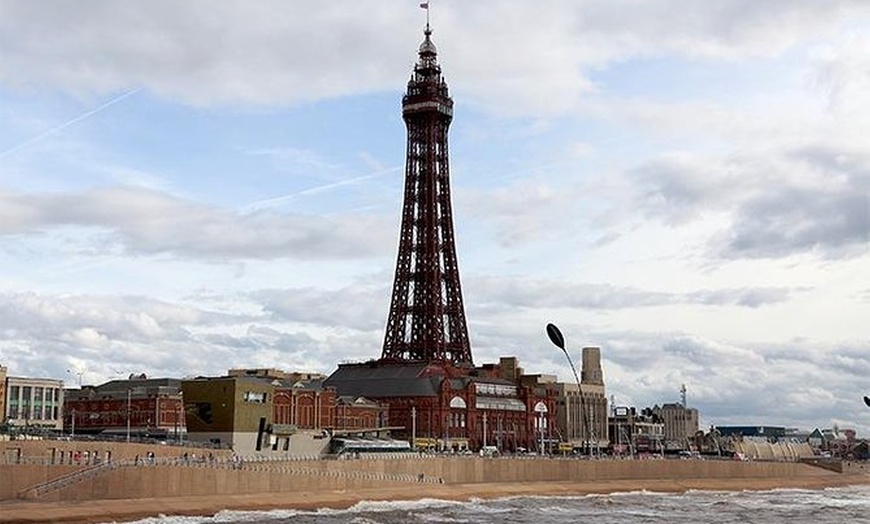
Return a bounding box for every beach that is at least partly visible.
[3,442,867,524]
[2,474,868,524]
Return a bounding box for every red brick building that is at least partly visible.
[271,383,385,432]
[325,358,557,452]
[63,377,185,440]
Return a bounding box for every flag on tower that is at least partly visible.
[420,2,429,8]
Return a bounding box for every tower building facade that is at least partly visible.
[381,26,472,366]
[325,25,556,453]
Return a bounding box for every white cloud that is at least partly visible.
[468,275,802,311]
[59,327,111,349]
[252,284,389,331]
[0,187,393,260]
[809,31,870,116]
[0,1,866,114]
[623,146,869,259]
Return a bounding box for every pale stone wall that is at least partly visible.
[286,431,331,456]
[0,440,231,500]
[183,429,332,456]
[0,440,844,503]
[4,457,839,502]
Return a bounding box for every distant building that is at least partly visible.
[851,440,869,460]
[608,406,665,454]
[820,426,857,457]
[807,428,824,448]
[182,369,387,455]
[64,376,185,439]
[652,403,699,451]
[552,347,609,451]
[227,368,327,384]
[0,365,7,425]
[182,374,273,452]
[4,374,65,431]
[715,425,787,439]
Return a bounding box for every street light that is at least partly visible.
[533,402,547,455]
[411,406,417,450]
[126,389,132,442]
[546,323,591,457]
[66,368,85,388]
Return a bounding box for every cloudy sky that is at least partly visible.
[1,1,868,435]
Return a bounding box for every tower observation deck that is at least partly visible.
[380,25,473,366]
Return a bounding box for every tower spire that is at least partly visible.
[381,24,473,366]
[420,1,431,31]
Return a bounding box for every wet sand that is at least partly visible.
[1,475,868,524]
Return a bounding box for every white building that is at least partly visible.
[5,375,65,431]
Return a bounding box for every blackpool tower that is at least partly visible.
[324,25,557,452]
[380,24,473,366]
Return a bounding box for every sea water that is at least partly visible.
[110,485,870,524]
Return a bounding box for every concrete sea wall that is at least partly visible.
[0,441,841,503]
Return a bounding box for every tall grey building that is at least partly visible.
[554,347,608,451]
[654,403,700,450]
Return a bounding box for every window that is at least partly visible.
[192,402,213,423]
[449,396,466,409]
[475,383,517,397]
[243,391,267,403]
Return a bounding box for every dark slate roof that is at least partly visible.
[324,361,445,398]
[448,377,474,390]
[67,377,183,400]
[96,378,182,391]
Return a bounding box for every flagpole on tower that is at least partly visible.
[420,1,430,29]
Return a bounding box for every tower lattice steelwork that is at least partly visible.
[381,25,472,366]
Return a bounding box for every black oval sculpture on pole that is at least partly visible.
[546,323,565,350]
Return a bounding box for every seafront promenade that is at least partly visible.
[1,440,868,524]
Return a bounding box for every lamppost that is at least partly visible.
[411,406,417,450]
[66,368,85,388]
[534,402,548,455]
[177,401,183,443]
[443,412,448,452]
[126,389,132,442]
[546,323,591,457]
